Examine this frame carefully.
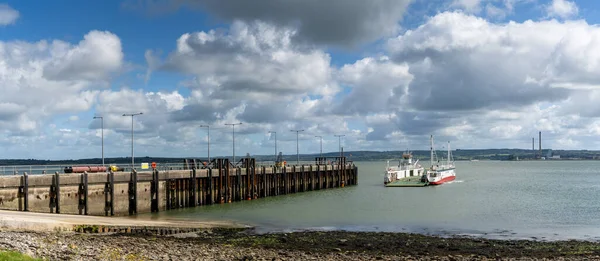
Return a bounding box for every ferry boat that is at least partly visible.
[426,135,456,185]
[384,152,425,185]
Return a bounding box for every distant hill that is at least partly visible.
[1,149,599,166]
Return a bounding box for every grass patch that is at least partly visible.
[0,250,40,261]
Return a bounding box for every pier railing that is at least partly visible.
[0,160,350,175]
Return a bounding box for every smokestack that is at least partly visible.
[539,131,542,155]
[532,138,534,151]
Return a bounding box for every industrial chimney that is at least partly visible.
[539,131,542,158]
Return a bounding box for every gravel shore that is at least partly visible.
[1,227,600,260]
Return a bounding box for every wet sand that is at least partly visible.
[0,209,246,231]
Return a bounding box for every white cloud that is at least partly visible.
[335,57,413,115]
[546,0,578,19]
[329,11,600,149]
[161,21,338,125]
[0,30,123,134]
[9,6,600,159]
[43,30,123,81]
[0,4,18,26]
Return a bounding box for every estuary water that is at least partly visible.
[136,160,600,241]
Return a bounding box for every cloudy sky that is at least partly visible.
[0,0,598,160]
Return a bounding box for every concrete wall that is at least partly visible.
[0,164,355,217]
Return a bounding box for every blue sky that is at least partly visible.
[1,0,600,160]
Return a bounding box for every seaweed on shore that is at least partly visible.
[191,228,600,259]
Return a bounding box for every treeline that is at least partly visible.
[1,149,600,166]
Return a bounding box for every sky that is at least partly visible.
[1,0,599,160]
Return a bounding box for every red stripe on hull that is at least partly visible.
[429,175,456,185]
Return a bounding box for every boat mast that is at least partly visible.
[430,135,434,167]
[447,141,450,165]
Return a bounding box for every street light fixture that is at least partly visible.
[225,122,242,164]
[123,112,143,170]
[315,135,323,157]
[93,116,104,168]
[199,125,210,163]
[268,131,277,163]
[290,129,305,165]
[334,134,345,155]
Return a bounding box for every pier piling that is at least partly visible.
[0,157,357,216]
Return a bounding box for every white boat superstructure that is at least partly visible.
[426,135,456,185]
[384,152,425,184]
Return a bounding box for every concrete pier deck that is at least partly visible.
[0,157,358,218]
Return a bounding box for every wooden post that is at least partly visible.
[78,172,88,215]
[109,170,114,215]
[166,179,171,210]
[237,167,242,201]
[50,172,58,213]
[175,179,179,208]
[282,166,287,195]
[151,169,159,212]
[129,170,138,215]
[291,165,295,193]
[225,159,231,203]
[262,166,266,198]
[190,169,196,207]
[20,172,28,212]
[54,172,61,214]
[208,168,214,205]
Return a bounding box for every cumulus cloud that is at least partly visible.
[43,30,123,81]
[0,30,123,134]
[386,12,582,112]
[318,11,600,148]
[0,4,18,26]
[122,0,412,47]
[546,0,578,19]
[334,56,413,115]
[160,21,337,125]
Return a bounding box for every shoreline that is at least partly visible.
[0,209,249,232]
[2,210,600,259]
[1,227,600,260]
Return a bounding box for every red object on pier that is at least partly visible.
[69,166,107,173]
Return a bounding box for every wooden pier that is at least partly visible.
[0,157,357,216]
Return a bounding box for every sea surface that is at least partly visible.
[136,160,600,241]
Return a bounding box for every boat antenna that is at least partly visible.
[447,141,450,165]
[430,135,434,167]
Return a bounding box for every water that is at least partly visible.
[136,160,600,241]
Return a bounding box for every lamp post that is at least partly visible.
[268,131,277,163]
[334,134,345,155]
[225,122,242,163]
[290,129,304,165]
[199,125,210,162]
[315,135,323,157]
[93,116,104,168]
[123,112,143,170]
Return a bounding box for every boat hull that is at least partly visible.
[428,175,455,185]
[427,168,456,185]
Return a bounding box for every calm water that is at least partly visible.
[136,160,600,241]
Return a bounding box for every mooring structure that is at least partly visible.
[0,157,357,216]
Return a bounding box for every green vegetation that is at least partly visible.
[0,250,40,261]
[1,148,600,165]
[72,225,100,233]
